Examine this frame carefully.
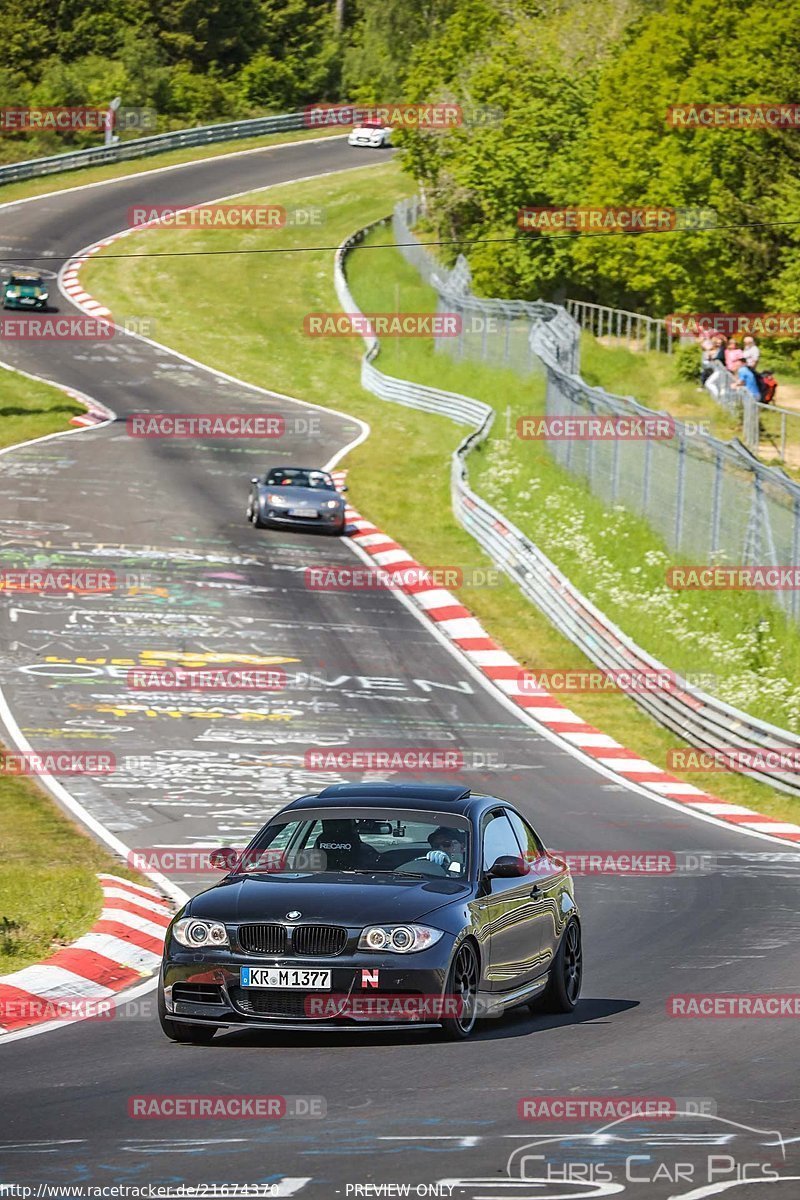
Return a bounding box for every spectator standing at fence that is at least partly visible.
[699,335,717,388]
[733,360,762,401]
[742,335,760,369]
[725,338,744,372]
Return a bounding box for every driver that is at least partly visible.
[425,827,466,871]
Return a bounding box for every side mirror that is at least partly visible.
[208,847,239,871]
[341,485,348,493]
[487,855,527,879]
[250,477,259,485]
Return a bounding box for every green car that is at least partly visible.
[2,273,49,310]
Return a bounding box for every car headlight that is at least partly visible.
[172,918,229,948]
[358,924,443,953]
[39,291,48,300]
[322,499,340,509]
[6,290,19,299]
[266,493,291,507]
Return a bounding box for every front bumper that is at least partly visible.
[162,947,452,1030]
[3,297,46,310]
[262,508,345,531]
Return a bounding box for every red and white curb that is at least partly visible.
[62,243,800,845]
[0,874,172,1035]
[60,239,115,319]
[68,388,113,428]
[338,482,800,845]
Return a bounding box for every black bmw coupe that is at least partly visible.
[158,782,582,1042]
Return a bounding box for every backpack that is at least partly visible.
[759,369,777,404]
[750,364,777,404]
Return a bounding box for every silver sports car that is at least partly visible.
[247,466,347,534]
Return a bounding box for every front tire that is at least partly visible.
[247,501,265,529]
[158,988,217,1044]
[533,918,582,1014]
[440,939,479,1040]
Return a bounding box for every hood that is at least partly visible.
[186,873,468,925]
[10,281,44,296]
[261,485,341,505]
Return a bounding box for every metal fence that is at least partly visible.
[0,110,320,186]
[566,298,673,354]
[334,216,800,796]
[393,197,800,624]
[696,358,800,466]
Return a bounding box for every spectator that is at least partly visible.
[698,335,716,389]
[711,334,727,364]
[699,335,726,391]
[742,335,760,369]
[725,338,744,372]
[734,359,762,401]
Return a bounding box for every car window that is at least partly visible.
[240,809,470,878]
[482,811,522,872]
[264,468,334,490]
[505,810,545,867]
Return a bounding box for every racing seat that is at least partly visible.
[313,821,381,871]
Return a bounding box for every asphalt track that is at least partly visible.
[1,136,799,1200]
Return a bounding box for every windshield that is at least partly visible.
[238,807,471,879]
[265,468,335,490]
[8,276,42,287]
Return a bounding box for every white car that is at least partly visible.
[347,125,393,148]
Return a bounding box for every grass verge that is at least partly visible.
[82,161,799,825]
[0,366,84,450]
[0,764,145,972]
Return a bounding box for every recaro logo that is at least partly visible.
[318,842,352,850]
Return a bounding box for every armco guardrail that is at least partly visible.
[0,110,317,185]
[335,216,800,797]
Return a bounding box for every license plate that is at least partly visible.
[240,966,331,989]
[289,508,318,518]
